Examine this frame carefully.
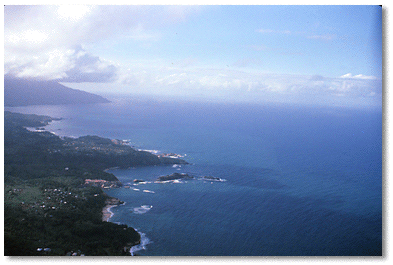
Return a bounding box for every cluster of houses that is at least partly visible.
[7,187,77,212]
[37,188,80,212]
[157,152,184,158]
[61,137,132,155]
[110,139,130,145]
[65,250,85,256]
[7,188,23,196]
[36,248,51,253]
[84,178,122,188]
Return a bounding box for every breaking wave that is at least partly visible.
[133,205,153,214]
[130,231,152,256]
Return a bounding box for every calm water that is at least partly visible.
[6,95,383,256]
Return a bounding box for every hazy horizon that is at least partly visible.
[4,5,382,108]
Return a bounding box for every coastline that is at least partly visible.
[4,110,182,255]
[102,204,117,222]
[102,197,123,222]
[102,196,145,255]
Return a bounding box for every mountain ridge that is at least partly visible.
[4,77,110,107]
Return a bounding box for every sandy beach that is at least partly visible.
[102,197,122,222]
[102,205,117,222]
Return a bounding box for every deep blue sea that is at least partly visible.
[6,95,383,256]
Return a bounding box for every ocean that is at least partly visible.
[5,95,383,256]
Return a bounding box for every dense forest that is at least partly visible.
[4,111,186,255]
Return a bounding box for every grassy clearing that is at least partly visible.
[4,184,44,207]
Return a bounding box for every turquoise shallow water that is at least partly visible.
[6,95,382,256]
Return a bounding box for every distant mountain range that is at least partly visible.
[4,77,110,107]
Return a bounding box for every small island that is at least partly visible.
[201,176,225,182]
[156,173,194,182]
[133,179,146,184]
[154,173,224,183]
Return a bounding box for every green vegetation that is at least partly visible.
[4,111,186,256]
[4,178,139,256]
[157,173,194,181]
[4,111,186,184]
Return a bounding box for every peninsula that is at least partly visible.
[4,111,187,256]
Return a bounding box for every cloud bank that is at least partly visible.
[67,65,381,108]
[4,5,381,108]
[4,5,201,82]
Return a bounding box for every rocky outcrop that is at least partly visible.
[156,173,194,182]
[202,176,223,181]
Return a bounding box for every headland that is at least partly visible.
[4,111,186,256]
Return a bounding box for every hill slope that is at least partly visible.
[4,111,187,255]
[4,77,110,106]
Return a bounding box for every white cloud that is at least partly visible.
[5,45,117,82]
[61,63,381,108]
[4,5,201,82]
[112,64,382,107]
[340,73,378,80]
[57,5,93,22]
[4,5,381,109]
[307,34,336,41]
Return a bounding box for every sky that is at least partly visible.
[3,5,383,108]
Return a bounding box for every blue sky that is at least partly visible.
[4,5,382,108]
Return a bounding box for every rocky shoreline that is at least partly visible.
[101,196,142,255]
[5,111,185,255]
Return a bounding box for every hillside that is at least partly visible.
[4,111,187,182]
[4,111,187,255]
[4,77,110,106]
